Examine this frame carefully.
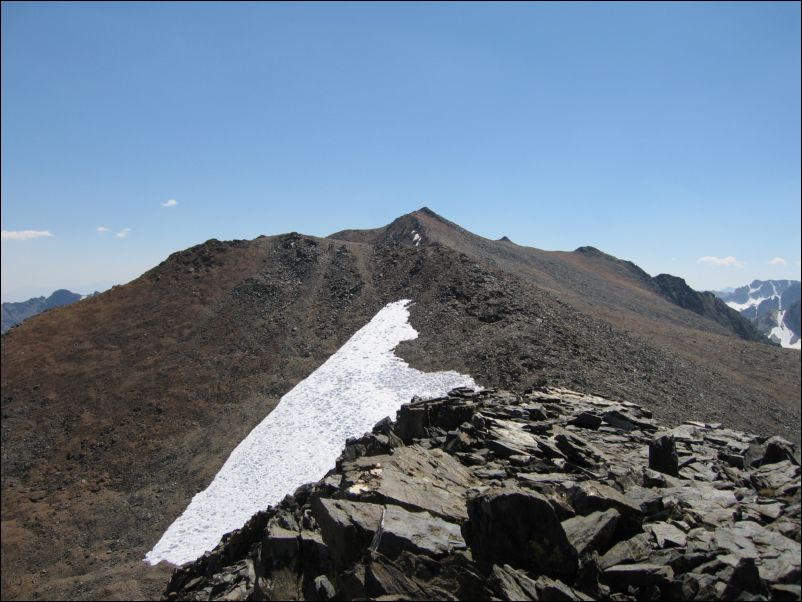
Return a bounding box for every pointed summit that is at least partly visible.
[327,206,457,248]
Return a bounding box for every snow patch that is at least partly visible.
[411,230,421,247]
[769,310,801,350]
[144,300,477,566]
[726,296,776,313]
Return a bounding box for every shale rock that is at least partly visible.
[163,387,802,601]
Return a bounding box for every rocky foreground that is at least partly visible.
[163,388,801,601]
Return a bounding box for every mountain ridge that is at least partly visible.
[1,210,799,600]
[1,289,96,334]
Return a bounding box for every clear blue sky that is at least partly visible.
[2,1,800,301]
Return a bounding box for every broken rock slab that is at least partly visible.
[561,508,621,557]
[340,445,479,522]
[465,487,578,581]
[312,497,383,568]
[371,504,466,558]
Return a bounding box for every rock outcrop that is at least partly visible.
[162,387,801,601]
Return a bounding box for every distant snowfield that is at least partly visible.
[144,299,477,566]
[770,310,801,350]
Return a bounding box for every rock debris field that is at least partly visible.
[164,387,801,601]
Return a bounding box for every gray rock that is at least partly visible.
[598,533,654,571]
[312,497,383,567]
[340,445,479,521]
[570,481,643,534]
[568,412,603,430]
[769,583,802,600]
[554,428,605,468]
[561,508,621,556]
[371,504,465,558]
[364,551,428,599]
[490,564,539,601]
[745,436,799,469]
[648,521,687,548]
[603,563,675,589]
[603,410,657,432]
[750,460,801,496]
[161,387,802,602]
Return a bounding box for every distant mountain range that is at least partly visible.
[713,280,801,349]
[1,289,96,334]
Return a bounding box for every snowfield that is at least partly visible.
[144,299,477,566]
[769,310,801,350]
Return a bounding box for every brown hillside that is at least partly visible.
[2,211,799,600]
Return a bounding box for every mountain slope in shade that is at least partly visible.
[714,280,801,349]
[1,289,95,334]
[2,211,800,601]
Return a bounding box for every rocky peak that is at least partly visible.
[162,387,800,601]
[652,274,770,344]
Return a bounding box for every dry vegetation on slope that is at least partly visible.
[2,211,799,600]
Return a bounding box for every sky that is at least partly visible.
[2,1,800,301]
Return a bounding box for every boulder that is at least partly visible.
[648,521,687,548]
[465,487,578,580]
[312,497,383,568]
[372,505,466,558]
[598,533,653,571]
[570,481,643,534]
[649,434,679,477]
[340,445,479,522]
[603,563,674,590]
[561,508,621,556]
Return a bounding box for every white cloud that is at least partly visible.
[116,228,131,239]
[96,226,110,233]
[769,257,787,266]
[161,199,178,207]
[1,230,53,241]
[697,255,743,268]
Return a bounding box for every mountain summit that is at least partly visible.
[1,210,799,600]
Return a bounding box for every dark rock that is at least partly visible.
[649,434,679,477]
[750,460,801,497]
[648,521,687,548]
[568,412,603,430]
[340,446,479,522]
[721,557,764,599]
[397,405,428,442]
[745,436,799,469]
[561,508,621,556]
[598,533,653,571]
[603,563,674,590]
[554,428,605,468]
[570,481,643,535]
[490,564,539,601]
[364,551,428,599]
[465,487,578,580]
[372,505,466,558]
[603,410,657,432]
[160,388,802,602]
[312,497,383,568]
